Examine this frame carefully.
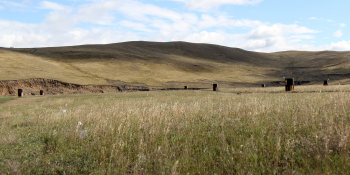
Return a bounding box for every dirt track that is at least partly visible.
[0,97,45,107]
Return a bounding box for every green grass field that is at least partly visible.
[1,85,350,174]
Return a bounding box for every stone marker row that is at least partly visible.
[261,80,329,91]
[16,80,330,97]
[18,89,44,97]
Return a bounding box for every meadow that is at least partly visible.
[1,85,350,174]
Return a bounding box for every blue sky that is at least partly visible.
[0,0,349,52]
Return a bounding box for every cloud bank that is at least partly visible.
[0,0,349,52]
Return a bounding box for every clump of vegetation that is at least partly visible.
[1,86,350,174]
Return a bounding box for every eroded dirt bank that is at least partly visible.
[0,78,149,96]
[0,78,303,97]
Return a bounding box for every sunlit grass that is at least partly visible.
[1,88,350,174]
[0,48,271,87]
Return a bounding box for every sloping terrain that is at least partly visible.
[1,41,350,90]
[269,51,350,84]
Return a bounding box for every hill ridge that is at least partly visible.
[1,41,350,87]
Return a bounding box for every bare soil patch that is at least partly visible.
[0,78,150,96]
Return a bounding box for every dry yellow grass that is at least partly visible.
[0,47,273,87]
[73,54,270,86]
[2,41,349,88]
[1,86,350,174]
[0,49,107,85]
[2,42,350,174]
[1,49,272,87]
[220,84,350,94]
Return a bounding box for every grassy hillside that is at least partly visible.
[1,41,350,87]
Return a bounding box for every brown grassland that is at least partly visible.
[1,42,350,174]
[1,85,350,174]
[1,41,350,87]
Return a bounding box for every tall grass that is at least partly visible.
[1,88,350,174]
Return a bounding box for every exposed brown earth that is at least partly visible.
[0,78,149,96]
[0,96,45,107]
[0,78,212,97]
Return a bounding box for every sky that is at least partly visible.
[0,0,349,52]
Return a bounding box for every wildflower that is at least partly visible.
[78,121,83,126]
[63,110,66,113]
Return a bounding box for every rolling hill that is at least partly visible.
[1,41,350,89]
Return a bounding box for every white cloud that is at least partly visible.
[288,35,314,43]
[0,19,140,48]
[162,23,321,52]
[329,40,350,50]
[340,23,346,27]
[76,1,124,25]
[172,31,228,45]
[0,0,320,53]
[117,1,182,22]
[198,14,264,29]
[334,29,343,38]
[43,11,77,31]
[0,5,3,9]
[120,21,154,32]
[289,35,314,40]
[1,0,349,52]
[1,14,349,52]
[224,24,320,52]
[39,1,69,11]
[245,24,318,39]
[174,0,263,10]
